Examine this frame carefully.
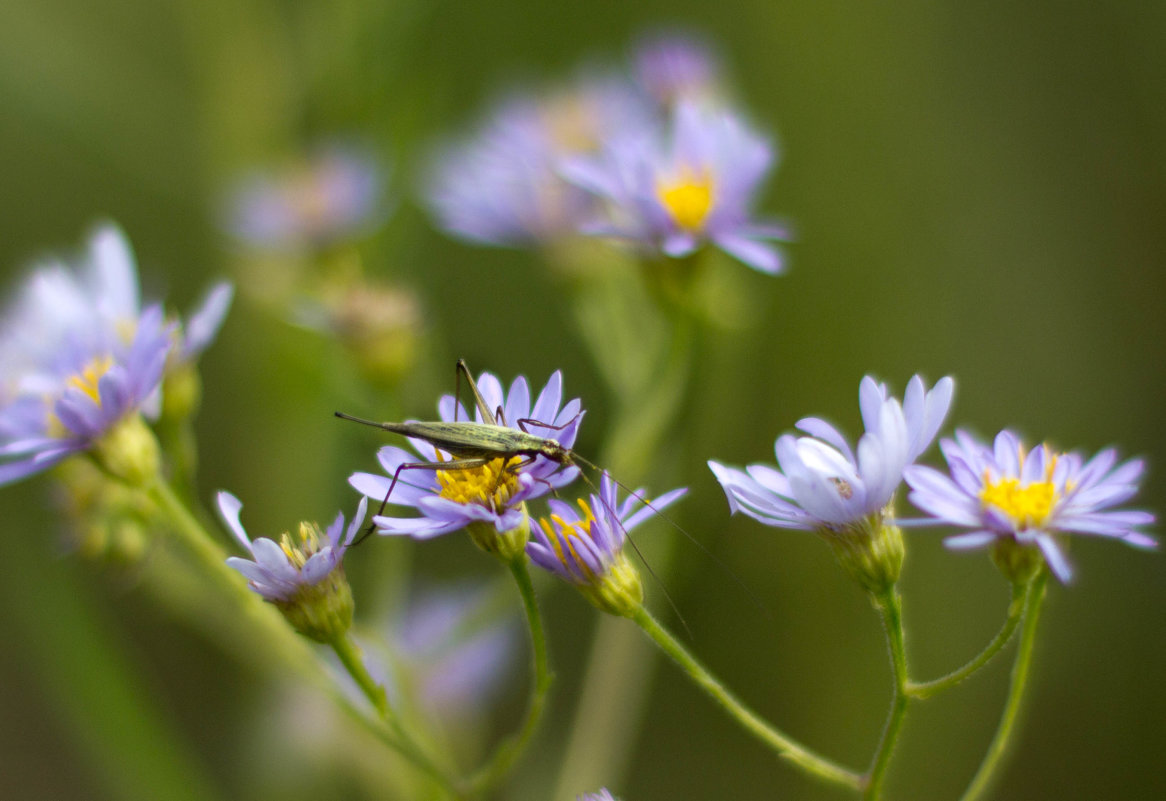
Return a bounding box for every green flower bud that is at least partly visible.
[821,508,905,596]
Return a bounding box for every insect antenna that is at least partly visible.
[566,464,692,636]
[570,450,771,621]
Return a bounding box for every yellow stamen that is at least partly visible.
[436,454,523,511]
[980,454,1061,529]
[537,510,598,581]
[280,522,324,569]
[67,355,114,404]
[656,168,716,231]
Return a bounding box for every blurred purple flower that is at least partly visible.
[563,102,791,273]
[349,369,583,538]
[0,224,229,485]
[424,73,653,247]
[224,144,388,248]
[905,429,1156,582]
[632,31,724,108]
[578,790,620,801]
[387,583,519,718]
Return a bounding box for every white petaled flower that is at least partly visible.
[708,375,953,593]
[905,429,1156,582]
[709,375,954,530]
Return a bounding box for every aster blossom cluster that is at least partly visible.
[0,225,231,486]
[2,24,1159,801]
[425,33,789,273]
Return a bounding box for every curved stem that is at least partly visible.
[959,572,1048,801]
[631,605,864,789]
[330,633,463,796]
[148,481,317,673]
[466,558,551,796]
[906,582,1027,699]
[331,633,391,721]
[864,589,910,800]
[149,481,463,797]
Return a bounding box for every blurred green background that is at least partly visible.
[1,1,1164,799]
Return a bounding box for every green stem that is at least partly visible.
[906,582,1027,699]
[331,633,391,721]
[864,589,910,800]
[466,558,551,796]
[631,605,863,789]
[149,480,462,797]
[959,572,1048,801]
[148,481,317,674]
[330,633,463,797]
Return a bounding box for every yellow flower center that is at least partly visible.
[437,454,523,511]
[536,499,600,579]
[656,168,716,231]
[280,522,325,569]
[979,451,1064,529]
[67,355,115,404]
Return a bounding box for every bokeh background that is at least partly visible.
[1,1,1164,800]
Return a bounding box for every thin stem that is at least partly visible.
[466,558,551,796]
[148,481,317,674]
[149,481,462,797]
[331,633,391,721]
[864,589,910,800]
[631,605,864,789]
[959,572,1048,801]
[906,582,1027,699]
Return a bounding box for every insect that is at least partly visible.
[335,359,595,541]
[338,360,736,628]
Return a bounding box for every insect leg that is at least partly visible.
[516,407,582,435]
[355,455,491,545]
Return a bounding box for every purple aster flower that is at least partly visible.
[632,31,724,108]
[223,143,388,249]
[423,72,654,247]
[82,225,233,365]
[219,491,365,641]
[527,472,686,615]
[0,306,172,486]
[220,491,365,602]
[709,376,954,530]
[562,101,791,273]
[905,430,1156,582]
[0,225,232,486]
[348,368,583,542]
[578,791,619,801]
[385,582,519,720]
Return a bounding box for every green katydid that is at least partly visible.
[336,359,594,542]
